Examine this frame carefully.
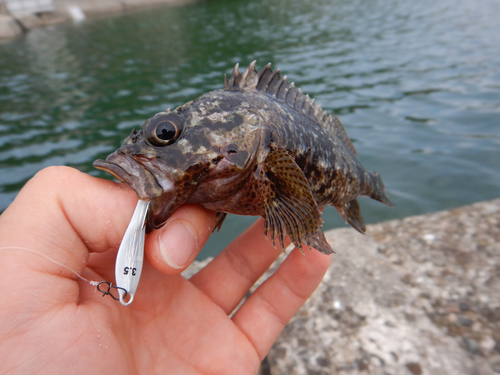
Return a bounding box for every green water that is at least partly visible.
[1,0,499,258]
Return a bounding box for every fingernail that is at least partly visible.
[159,221,198,269]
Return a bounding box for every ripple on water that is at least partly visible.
[0,139,82,161]
[0,144,112,187]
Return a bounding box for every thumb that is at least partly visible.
[145,204,216,275]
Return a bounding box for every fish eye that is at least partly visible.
[146,114,183,147]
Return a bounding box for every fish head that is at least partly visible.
[94,100,260,230]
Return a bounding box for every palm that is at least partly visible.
[0,167,330,374]
[71,273,257,374]
[87,264,258,374]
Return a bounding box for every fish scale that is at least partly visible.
[94,61,395,255]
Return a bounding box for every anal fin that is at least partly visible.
[262,149,333,255]
[213,211,227,233]
[336,199,366,234]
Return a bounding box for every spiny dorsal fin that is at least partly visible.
[224,61,260,91]
[224,61,358,157]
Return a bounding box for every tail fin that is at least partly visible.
[366,172,396,207]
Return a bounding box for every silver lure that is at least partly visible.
[115,200,150,306]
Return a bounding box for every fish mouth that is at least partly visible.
[94,151,163,200]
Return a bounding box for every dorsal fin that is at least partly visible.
[224,61,358,157]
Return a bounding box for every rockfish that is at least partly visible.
[94,61,394,254]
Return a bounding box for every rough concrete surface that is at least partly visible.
[185,199,500,375]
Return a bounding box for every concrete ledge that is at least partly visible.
[186,199,500,374]
[121,0,196,11]
[0,0,197,40]
[53,0,124,18]
[15,14,43,30]
[270,199,500,374]
[0,14,22,40]
[0,12,70,40]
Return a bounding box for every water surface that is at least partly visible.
[1,0,499,258]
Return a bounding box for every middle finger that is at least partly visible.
[190,217,290,314]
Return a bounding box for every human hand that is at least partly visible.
[0,166,331,374]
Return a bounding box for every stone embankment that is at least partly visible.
[186,199,500,375]
[0,0,193,40]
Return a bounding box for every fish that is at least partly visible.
[94,61,395,255]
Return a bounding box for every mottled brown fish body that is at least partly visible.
[94,62,394,254]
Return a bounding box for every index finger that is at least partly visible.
[0,167,138,276]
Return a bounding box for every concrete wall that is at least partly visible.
[0,13,23,38]
[0,0,194,40]
[2,0,54,16]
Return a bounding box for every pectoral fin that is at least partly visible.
[262,149,333,255]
